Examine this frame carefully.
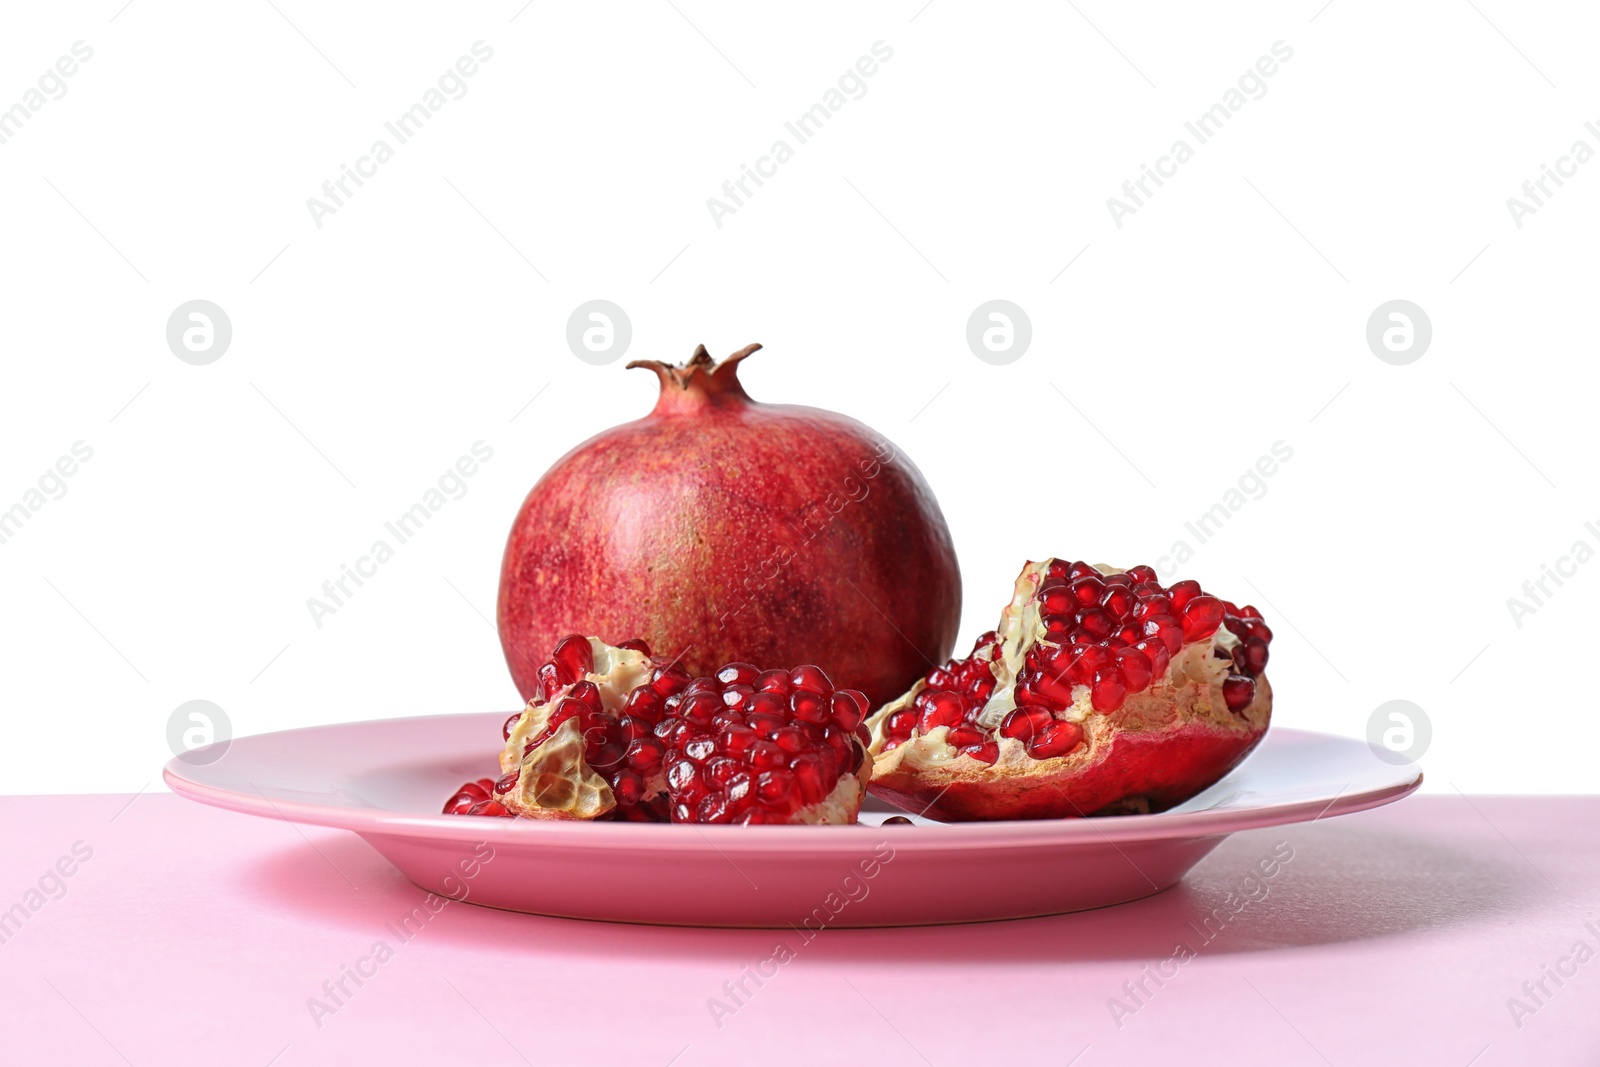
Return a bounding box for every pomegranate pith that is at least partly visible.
[447,635,872,824]
[496,344,961,710]
[866,559,1274,821]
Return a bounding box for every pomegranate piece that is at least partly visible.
[865,558,1273,821]
[450,636,871,824]
[497,343,961,712]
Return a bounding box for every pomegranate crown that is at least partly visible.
[627,343,761,412]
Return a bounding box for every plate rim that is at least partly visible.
[162,715,1423,851]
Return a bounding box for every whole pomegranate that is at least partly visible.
[865,558,1273,821]
[497,343,960,709]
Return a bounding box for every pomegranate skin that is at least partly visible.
[497,344,961,709]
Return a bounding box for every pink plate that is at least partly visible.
[164,714,1420,927]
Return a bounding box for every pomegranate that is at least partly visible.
[865,559,1273,821]
[446,635,872,825]
[496,343,960,709]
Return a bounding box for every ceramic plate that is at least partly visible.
[164,714,1420,927]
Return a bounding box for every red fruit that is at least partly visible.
[496,344,961,711]
[865,558,1274,821]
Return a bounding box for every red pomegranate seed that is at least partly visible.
[1091,667,1127,712]
[790,690,830,724]
[467,800,509,817]
[550,634,594,685]
[719,725,757,759]
[886,709,919,740]
[1221,674,1255,712]
[755,768,795,805]
[1114,647,1153,692]
[1067,561,1098,580]
[1069,575,1106,606]
[615,638,652,657]
[1127,564,1157,584]
[947,724,985,747]
[493,771,518,794]
[1101,587,1135,618]
[612,768,646,805]
[1242,638,1269,676]
[1180,595,1225,641]
[961,742,1000,765]
[1133,595,1173,619]
[1000,706,1054,741]
[535,662,561,702]
[918,690,967,732]
[790,756,831,805]
[502,713,522,740]
[678,692,721,728]
[754,669,791,694]
[1167,580,1202,610]
[1040,586,1074,614]
[1076,608,1114,640]
[789,665,831,695]
[625,737,665,774]
[830,690,867,731]
[1026,720,1084,759]
[715,662,760,686]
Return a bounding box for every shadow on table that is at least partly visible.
[242,813,1537,966]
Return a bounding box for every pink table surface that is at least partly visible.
[1,794,1596,1066]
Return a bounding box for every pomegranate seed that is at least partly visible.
[1069,575,1106,606]
[679,692,721,728]
[1091,667,1126,712]
[1115,647,1153,692]
[1000,706,1054,741]
[1026,720,1084,759]
[753,669,791,694]
[1034,668,1076,707]
[612,769,646,805]
[1040,587,1074,614]
[650,664,691,696]
[830,690,867,731]
[918,690,967,732]
[719,724,757,759]
[1242,637,1269,676]
[467,800,509,817]
[1076,608,1114,640]
[947,724,986,747]
[1102,572,1131,587]
[755,768,795,805]
[492,771,518,794]
[502,713,522,740]
[1127,564,1157,584]
[535,662,561,702]
[790,756,830,805]
[623,686,665,724]
[790,690,830,724]
[1102,587,1135,618]
[1046,560,1072,580]
[715,662,760,686]
[789,665,832,695]
[1167,580,1202,610]
[1136,639,1171,679]
[886,709,919,740]
[625,737,665,774]
[1067,560,1098,580]
[747,740,788,771]
[1042,614,1074,641]
[721,683,754,708]
[1246,620,1273,643]
[1180,595,1225,641]
[615,638,652,657]
[683,736,716,763]
[961,742,1000,765]
[1133,595,1173,620]
[550,634,594,685]
[1222,675,1256,712]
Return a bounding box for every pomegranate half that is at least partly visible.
[865,559,1273,821]
[497,343,960,709]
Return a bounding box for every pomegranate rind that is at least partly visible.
[865,560,1273,821]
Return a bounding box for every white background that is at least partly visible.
[1,1,1594,795]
